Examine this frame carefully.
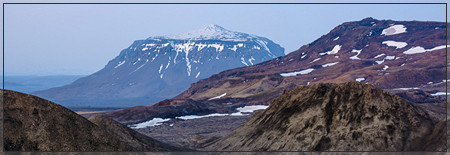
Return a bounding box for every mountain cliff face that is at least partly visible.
[33,24,284,107]
[107,18,447,125]
[205,82,444,151]
[2,89,180,151]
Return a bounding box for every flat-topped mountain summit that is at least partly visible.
[34,24,284,107]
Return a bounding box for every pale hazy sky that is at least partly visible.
[1,1,446,75]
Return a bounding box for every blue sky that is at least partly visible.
[1,1,447,75]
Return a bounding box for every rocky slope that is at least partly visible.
[205,82,445,151]
[174,18,447,102]
[33,24,284,107]
[3,89,180,151]
[107,18,447,125]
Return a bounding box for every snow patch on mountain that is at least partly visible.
[322,62,339,67]
[151,54,158,62]
[132,58,141,65]
[376,59,385,65]
[158,64,163,74]
[255,39,275,58]
[382,41,408,49]
[114,60,126,69]
[235,105,269,113]
[320,45,342,55]
[241,57,249,66]
[431,92,449,96]
[355,78,365,82]
[374,53,385,59]
[428,45,448,51]
[350,49,362,60]
[175,105,269,120]
[385,56,395,60]
[403,45,448,55]
[393,87,419,90]
[132,59,149,73]
[301,54,307,59]
[209,93,227,100]
[381,25,407,36]
[129,118,171,129]
[333,36,340,41]
[280,68,315,77]
[248,57,255,65]
[208,43,224,52]
[310,58,321,63]
[176,113,229,120]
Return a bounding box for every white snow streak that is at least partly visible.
[114,60,126,68]
[175,105,269,120]
[241,57,249,66]
[322,62,339,67]
[132,59,149,73]
[158,64,163,74]
[431,92,450,96]
[209,93,227,100]
[310,58,321,63]
[374,53,385,59]
[248,57,255,65]
[393,87,419,90]
[301,54,308,59]
[403,45,448,55]
[129,118,171,129]
[280,68,315,77]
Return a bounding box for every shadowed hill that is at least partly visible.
[205,82,445,151]
[3,89,181,151]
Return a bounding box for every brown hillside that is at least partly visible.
[3,89,180,151]
[205,82,445,151]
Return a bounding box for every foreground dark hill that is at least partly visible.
[205,82,445,151]
[3,89,180,151]
[107,18,447,125]
[34,24,284,107]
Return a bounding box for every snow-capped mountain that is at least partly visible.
[33,24,285,107]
